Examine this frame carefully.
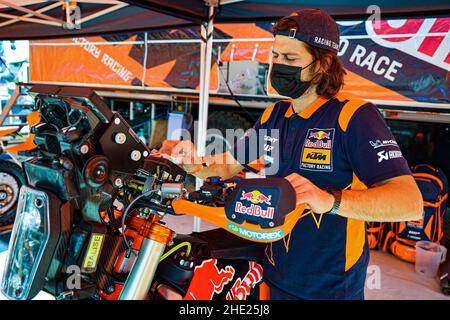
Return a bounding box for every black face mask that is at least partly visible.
[269,61,315,99]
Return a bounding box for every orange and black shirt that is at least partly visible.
[230,93,411,299]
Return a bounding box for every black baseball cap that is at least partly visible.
[273,8,340,53]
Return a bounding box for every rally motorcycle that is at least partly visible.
[0,85,305,300]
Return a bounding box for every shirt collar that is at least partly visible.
[284,96,331,119]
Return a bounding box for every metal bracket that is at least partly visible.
[56,290,74,300]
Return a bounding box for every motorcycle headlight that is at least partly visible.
[1,186,60,300]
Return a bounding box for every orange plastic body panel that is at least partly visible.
[171,199,306,243]
[0,127,19,137]
[3,112,40,154]
[259,282,271,300]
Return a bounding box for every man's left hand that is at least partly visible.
[285,173,334,214]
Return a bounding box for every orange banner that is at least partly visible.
[30,36,219,91]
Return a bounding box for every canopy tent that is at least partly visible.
[0,1,449,40]
[0,0,449,231]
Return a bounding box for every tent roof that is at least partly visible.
[0,0,449,40]
[0,1,194,40]
[126,0,450,22]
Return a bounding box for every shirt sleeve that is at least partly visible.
[343,103,412,186]
[229,114,266,173]
[229,101,283,174]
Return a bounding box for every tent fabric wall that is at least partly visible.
[28,17,450,105]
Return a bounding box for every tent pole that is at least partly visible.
[79,3,129,25]
[0,86,20,127]
[0,0,62,23]
[0,1,63,28]
[194,4,215,232]
[0,12,62,27]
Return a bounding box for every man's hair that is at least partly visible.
[273,18,346,99]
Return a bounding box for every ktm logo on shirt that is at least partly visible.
[302,148,331,164]
[306,151,328,161]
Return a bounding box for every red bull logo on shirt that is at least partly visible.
[304,128,334,149]
[304,139,332,149]
[309,130,331,140]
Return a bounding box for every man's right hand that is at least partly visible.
[156,140,244,180]
[156,140,203,174]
